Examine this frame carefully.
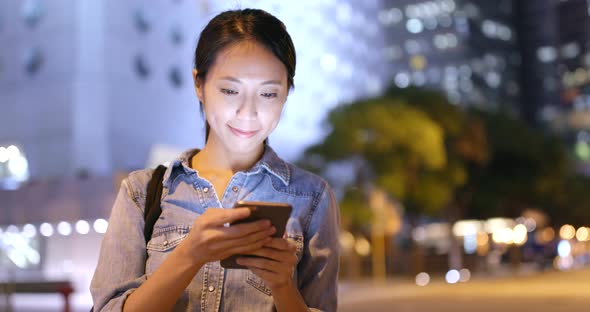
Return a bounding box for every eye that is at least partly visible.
[261,92,278,99]
[221,88,238,95]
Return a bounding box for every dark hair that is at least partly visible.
[193,9,296,142]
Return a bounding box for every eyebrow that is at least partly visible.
[219,76,282,86]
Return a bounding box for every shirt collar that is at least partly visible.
[162,145,290,189]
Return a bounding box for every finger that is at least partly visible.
[219,236,273,258]
[238,256,282,273]
[214,229,274,255]
[217,220,277,243]
[208,208,251,225]
[263,238,297,252]
[224,219,273,238]
[243,247,298,264]
[247,267,278,283]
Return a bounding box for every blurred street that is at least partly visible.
[3,268,589,311]
[338,268,590,312]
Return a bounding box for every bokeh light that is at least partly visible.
[354,236,371,256]
[575,227,589,242]
[557,240,572,257]
[57,221,72,236]
[39,223,53,237]
[559,224,576,240]
[93,219,109,234]
[415,272,430,286]
[445,269,460,284]
[75,220,90,235]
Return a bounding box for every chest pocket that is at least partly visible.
[246,233,304,296]
[145,225,190,273]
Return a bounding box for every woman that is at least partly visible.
[90,8,340,312]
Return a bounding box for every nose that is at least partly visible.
[236,95,257,119]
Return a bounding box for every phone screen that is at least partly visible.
[220,201,292,269]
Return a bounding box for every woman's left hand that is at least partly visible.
[237,237,298,290]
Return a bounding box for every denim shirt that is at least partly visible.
[90,146,340,312]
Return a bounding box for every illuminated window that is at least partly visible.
[537,46,557,63]
[384,45,403,61]
[438,14,453,27]
[378,8,403,26]
[404,39,421,54]
[336,3,352,25]
[412,71,426,86]
[440,0,457,13]
[423,17,438,30]
[481,20,512,41]
[406,18,424,33]
[394,72,410,88]
[561,42,580,59]
[485,71,501,88]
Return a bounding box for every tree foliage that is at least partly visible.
[301,85,590,228]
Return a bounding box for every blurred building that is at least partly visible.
[555,0,590,171]
[0,0,390,183]
[380,0,521,111]
[379,0,590,170]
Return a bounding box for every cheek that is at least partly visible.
[260,104,284,127]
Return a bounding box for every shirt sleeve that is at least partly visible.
[298,183,341,312]
[90,175,148,311]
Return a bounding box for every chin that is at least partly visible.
[226,139,263,154]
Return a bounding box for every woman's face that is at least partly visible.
[194,41,288,154]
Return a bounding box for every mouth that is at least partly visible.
[228,125,259,138]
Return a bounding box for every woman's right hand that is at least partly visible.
[179,208,276,266]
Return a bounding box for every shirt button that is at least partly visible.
[163,240,169,246]
[232,186,239,192]
[208,285,215,292]
[203,187,209,193]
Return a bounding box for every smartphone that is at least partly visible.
[220,200,293,269]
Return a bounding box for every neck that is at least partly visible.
[193,137,264,173]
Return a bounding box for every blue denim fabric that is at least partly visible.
[90,146,340,311]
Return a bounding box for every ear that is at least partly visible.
[192,69,204,103]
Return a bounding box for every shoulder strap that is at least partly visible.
[144,165,167,243]
[90,165,167,312]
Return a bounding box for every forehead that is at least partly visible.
[208,41,287,81]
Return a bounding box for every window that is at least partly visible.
[169,66,182,88]
[170,24,183,45]
[24,47,43,76]
[134,55,150,78]
[21,0,44,28]
[134,8,151,33]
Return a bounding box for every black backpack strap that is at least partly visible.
[90,165,167,312]
[143,165,167,244]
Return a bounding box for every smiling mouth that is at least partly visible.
[228,125,259,138]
